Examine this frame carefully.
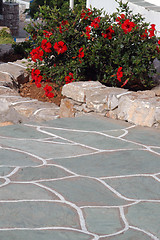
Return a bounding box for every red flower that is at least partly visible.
[158,40,160,44]
[62,20,69,25]
[81,8,92,19]
[121,19,136,34]
[65,72,75,84]
[116,14,125,25]
[41,39,52,53]
[30,46,43,62]
[43,30,53,38]
[54,41,67,55]
[149,24,156,38]
[85,26,91,39]
[117,67,123,82]
[72,47,84,63]
[43,84,54,98]
[102,26,114,39]
[31,69,42,88]
[141,29,148,39]
[91,17,100,29]
[58,25,63,34]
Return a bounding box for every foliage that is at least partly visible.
[0,28,14,44]
[25,0,160,98]
[29,0,86,18]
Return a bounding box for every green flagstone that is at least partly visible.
[0,230,93,240]
[124,127,160,147]
[100,229,152,239]
[0,183,59,200]
[126,202,160,238]
[41,128,139,150]
[40,115,131,131]
[101,129,126,137]
[0,178,5,185]
[42,177,133,206]
[10,165,72,181]
[50,150,160,177]
[0,125,49,139]
[0,139,95,158]
[104,176,160,200]
[0,149,42,167]
[0,167,14,176]
[83,208,123,235]
[0,202,81,229]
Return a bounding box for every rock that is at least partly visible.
[117,94,160,127]
[0,121,13,127]
[86,87,129,112]
[0,63,29,89]
[62,81,104,102]
[0,98,10,113]
[59,98,75,118]
[151,85,160,96]
[105,109,118,120]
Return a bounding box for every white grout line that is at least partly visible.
[129,226,160,240]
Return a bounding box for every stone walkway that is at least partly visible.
[0,115,160,239]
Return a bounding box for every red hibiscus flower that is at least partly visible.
[121,19,136,34]
[149,24,156,38]
[43,30,53,38]
[102,26,114,39]
[31,69,42,88]
[72,47,84,63]
[30,46,43,62]
[65,72,75,84]
[54,41,67,55]
[43,84,54,98]
[141,29,148,39]
[81,8,92,19]
[41,39,52,53]
[91,17,100,29]
[116,14,125,25]
[158,40,160,44]
[117,67,123,82]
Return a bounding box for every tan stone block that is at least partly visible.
[59,99,75,118]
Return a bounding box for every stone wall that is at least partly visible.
[60,81,160,128]
[3,2,19,36]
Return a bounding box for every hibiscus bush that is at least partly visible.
[25,0,160,98]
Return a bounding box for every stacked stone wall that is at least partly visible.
[3,2,19,36]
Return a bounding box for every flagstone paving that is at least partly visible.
[0,115,160,240]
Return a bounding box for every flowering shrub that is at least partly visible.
[25,0,160,98]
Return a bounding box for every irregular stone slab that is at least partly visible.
[126,202,160,239]
[0,124,49,139]
[34,107,59,121]
[0,121,13,127]
[118,93,160,127]
[42,177,133,206]
[0,167,15,177]
[85,87,128,112]
[83,208,124,235]
[0,149,43,167]
[62,81,104,102]
[0,202,81,229]
[100,229,153,239]
[0,230,93,240]
[40,115,131,131]
[0,183,59,200]
[43,128,139,150]
[0,138,95,159]
[0,63,29,88]
[10,165,72,181]
[123,126,160,146]
[59,98,75,118]
[151,85,160,96]
[104,176,160,200]
[0,178,5,185]
[51,150,160,177]
[0,98,10,114]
